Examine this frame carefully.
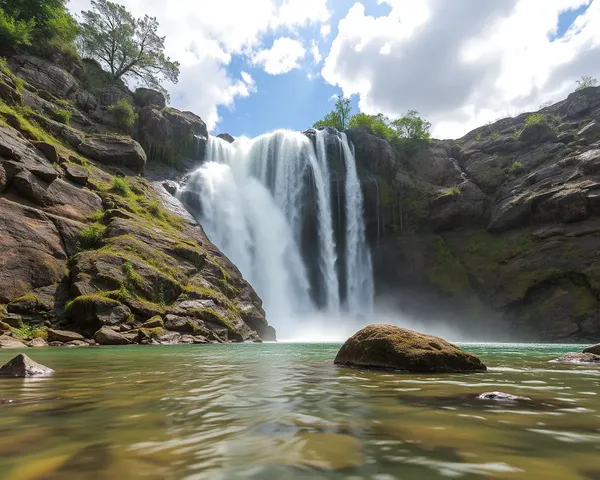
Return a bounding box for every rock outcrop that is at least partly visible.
[334,324,487,372]
[352,86,600,342]
[0,52,275,345]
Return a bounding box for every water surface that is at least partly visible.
[0,343,599,479]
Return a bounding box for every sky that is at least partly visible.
[68,0,600,139]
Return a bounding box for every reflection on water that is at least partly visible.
[0,343,599,479]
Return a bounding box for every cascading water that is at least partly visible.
[179,130,374,339]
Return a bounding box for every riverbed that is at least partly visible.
[0,343,598,479]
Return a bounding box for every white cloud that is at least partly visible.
[320,24,332,38]
[69,0,330,130]
[311,40,323,64]
[253,37,307,74]
[322,0,600,138]
[240,71,255,86]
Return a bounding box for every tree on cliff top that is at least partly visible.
[313,96,352,131]
[79,0,179,91]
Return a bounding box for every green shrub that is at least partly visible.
[110,177,131,197]
[77,224,106,250]
[10,324,47,339]
[108,98,137,131]
[52,108,71,124]
[122,261,143,289]
[0,6,34,47]
[525,113,546,127]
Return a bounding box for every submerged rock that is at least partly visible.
[583,344,600,355]
[477,392,531,402]
[334,324,487,373]
[551,352,600,364]
[0,354,54,377]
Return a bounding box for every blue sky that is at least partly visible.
[213,0,595,139]
[70,0,600,139]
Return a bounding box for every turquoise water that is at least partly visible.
[0,343,599,479]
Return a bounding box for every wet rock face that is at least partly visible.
[334,324,487,373]
[0,354,54,377]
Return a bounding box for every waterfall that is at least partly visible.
[340,133,374,314]
[179,130,374,337]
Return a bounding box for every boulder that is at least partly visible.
[518,122,557,145]
[32,141,59,164]
[583,344,600,355]
[134,88,166,109]
[62,163,89,185]
[142,316,164,329]
[217,133,235,144]
[578,120,600,141]
[0,125,59,181]
[551,352,600,364]
[334,324,487,372]
[66,295,132,328]
[136,106,207,164]
[0,335,27,349]
[78,135,147,173]
[28,338,48,348]
[1,313,23,328]
[94,326,129,345]
[0,354,54,377]
[47,329,85,343]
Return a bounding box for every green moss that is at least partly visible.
[12,293,39,303]
[0,57,24,91]
[191,308,233,329]
[52,108,71,125]
[506,161,523,174]
[425,236,471,297]
[437,186,461,198]
[464,229,534,274]
[525,113,546,127]
[86,210,105,223]
[507,268,563,301]
[77,223,107,251]
[140,326,165,339]
[572,284,597,316]
[109,177,131,197]
[376,176,393,206]
[122,261,143,290]
[65,294,121,316]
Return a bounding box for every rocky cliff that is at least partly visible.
[0,54,275,347]
[350,87,600,342]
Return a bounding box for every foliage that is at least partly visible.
[10,324,47,339]
[0,6,34,47]
[110,176,131,196]
[576,75,598,91]
[391,110,431,142]
[79,0,180,92]
[52,108,71,124]
[349,112,397,140]
[313,95,352,131]
[107,97,137,131]
[0,0,78,52]
[524,113,546,127]
[77,223,107,250]
[122,261,143,289]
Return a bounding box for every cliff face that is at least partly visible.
[352,87,600,342]
[0,54,274,346]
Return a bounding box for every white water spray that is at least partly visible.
[179,130,374,338]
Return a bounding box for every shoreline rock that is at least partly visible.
[550,352,600,364]
[334,324,487,373]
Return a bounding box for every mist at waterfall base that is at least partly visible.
[179,131,479,342]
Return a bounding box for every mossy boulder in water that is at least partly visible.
[334,324,486,373]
